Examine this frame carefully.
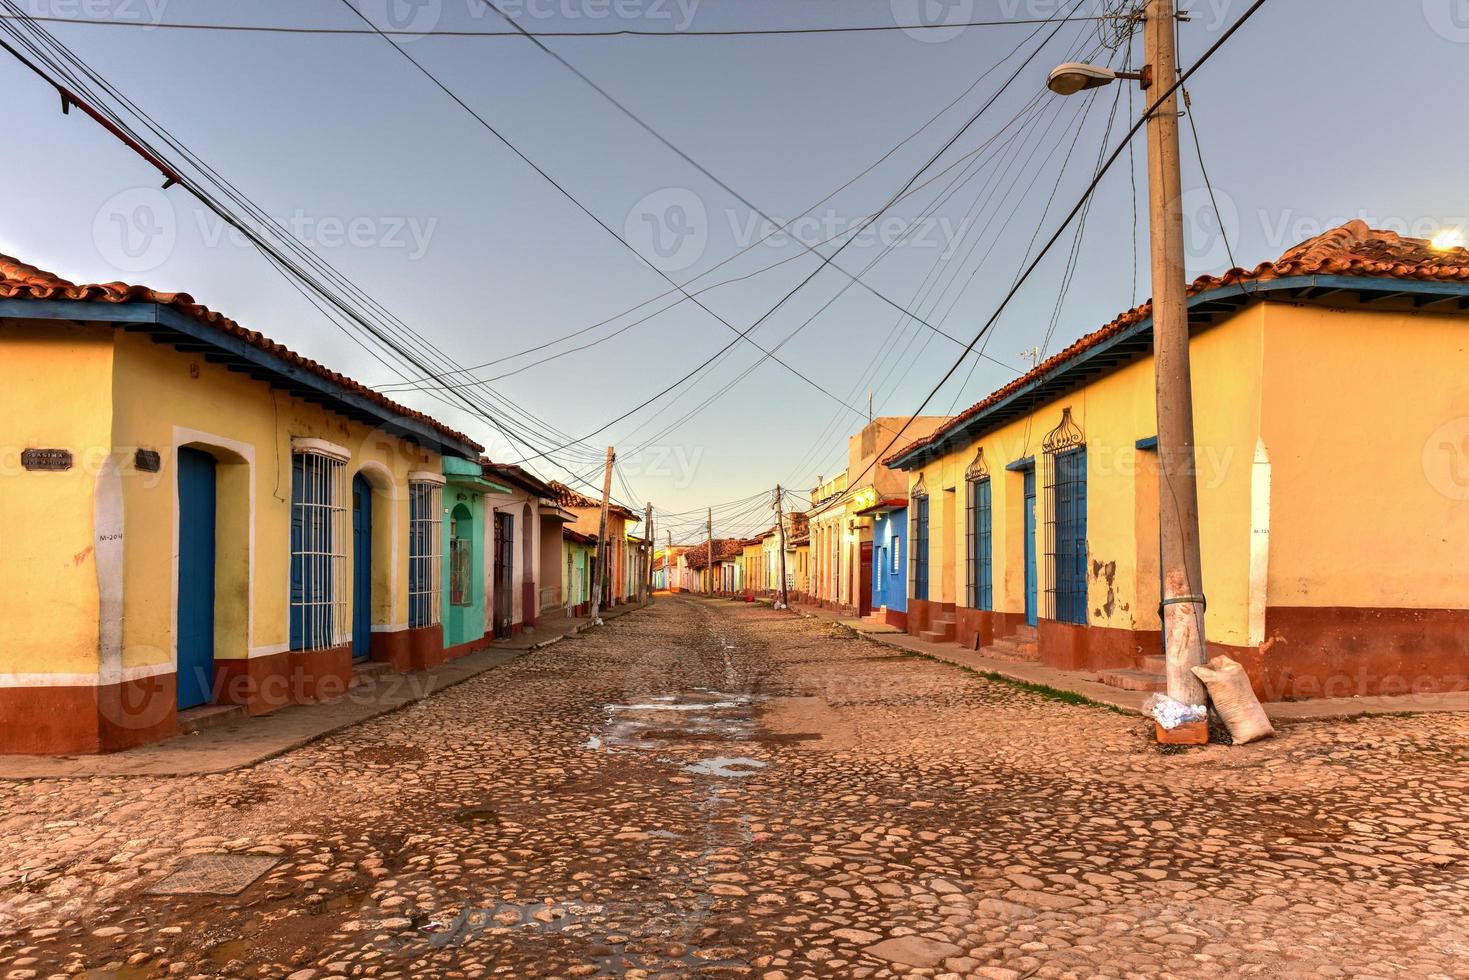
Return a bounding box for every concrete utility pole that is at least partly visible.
[588,446,614,625]
[774,486,789,610]
[1047,0,1209,713]
[642,502,654,603]
[1143,0,1209,708]
[706,508,714,595]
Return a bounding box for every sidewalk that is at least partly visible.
[778,600,1469,724]
[0,602,648,780]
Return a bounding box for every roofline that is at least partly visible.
[0,297,484,459]
[886,275,1469,470]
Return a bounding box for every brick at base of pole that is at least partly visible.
[1155,719,1208,746]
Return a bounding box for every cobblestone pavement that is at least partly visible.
[2,598,1467,980]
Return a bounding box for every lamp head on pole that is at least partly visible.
[1047,62,1120,96]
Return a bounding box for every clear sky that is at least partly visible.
[3,0,1464,542]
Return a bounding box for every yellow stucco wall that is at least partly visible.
[0,321,116,676]
[905,307,1265,646]
[1261,302,1469,609]
[108,330,440,669]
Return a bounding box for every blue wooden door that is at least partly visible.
[1023,469,1038,627]
[1053,448,1088,625]
[352,473,372,660]
[176,448,216,710]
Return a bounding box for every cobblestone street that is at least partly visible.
[2,597,1466,979]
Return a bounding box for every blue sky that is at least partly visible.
[3,0,1465,542]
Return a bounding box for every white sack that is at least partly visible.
[1191,655,1275,744]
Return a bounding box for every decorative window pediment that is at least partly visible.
[1042,407,1085,454]
[965,447,990,482]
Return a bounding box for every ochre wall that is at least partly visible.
[108,329,440,674]
[903,307,1264,649]
[1261,302,1469,609]
[0,321,115,676]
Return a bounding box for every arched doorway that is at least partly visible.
[176,447,217,709]
[447,502,475,645]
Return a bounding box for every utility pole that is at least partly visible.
[643,503,654,603]
[667,530,673,592]
[774,485,789,610]
[706,507,715,595]
[1145,0,1209,708]
[588,446,614,625]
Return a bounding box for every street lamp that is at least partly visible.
[1046,62,1153,96]
[1049,0,1212,730]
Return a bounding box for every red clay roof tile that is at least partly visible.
[0,253,483,453]
[883,222,1469,465]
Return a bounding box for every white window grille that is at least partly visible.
[290,450,348,651]
[409,480,443,627]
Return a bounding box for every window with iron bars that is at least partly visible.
[409,481,443,627]
[911,476,930,602]
[1042,408,1088,625]
[966,448,993,611]
[290,450,347,651]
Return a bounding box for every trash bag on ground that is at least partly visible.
[1140,693,1207,730]
[1191,655,1275,744]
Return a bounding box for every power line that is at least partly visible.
[806,0,1273,517]
[5,11,1128,38]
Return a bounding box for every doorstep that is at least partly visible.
[0,602,648,780]
[786,602,1469,724]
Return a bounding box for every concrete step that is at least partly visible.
[1100,668,1167,693]
[350,660,395,689]
[992,637,1039,657]
[177,703,246,735]
[1014,624,1038,641]
[981,644,1038,665]
[1140,654,1167,674]
[919,625,956,644]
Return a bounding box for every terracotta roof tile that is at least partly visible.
[546,481,640,521]
[884,222,1469,465]
[0,253,482,453]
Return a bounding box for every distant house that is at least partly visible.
[548,482,642,606]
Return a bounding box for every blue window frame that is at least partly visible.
[965,448,992,611]
[290,450,345,651]
[913,495,930,601]
[967,478,993,610]
[1042,409,1088,626]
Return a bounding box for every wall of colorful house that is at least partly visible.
[871,507,908,626]
[1,320,461,753]
[900,306,1264,673]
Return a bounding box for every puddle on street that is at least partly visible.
[592,690,761,749]
[683,756,768,778]
[452,805,502,827]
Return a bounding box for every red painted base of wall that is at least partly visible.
[905,599,956,638]
[408,624,446,672]
[443,633,492,662]
[884,608,908,631]
[0,674,179,755]
[522,580,537,628]
[954,609,1026,651]
[1037,620,1144,673]
[370,629,412,673]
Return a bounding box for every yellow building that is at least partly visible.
[0,254,483,753]
[886,222,1469,701]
